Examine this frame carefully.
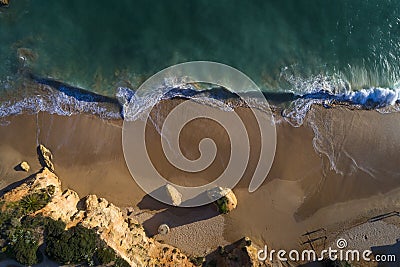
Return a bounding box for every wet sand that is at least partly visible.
[1,99,400,257]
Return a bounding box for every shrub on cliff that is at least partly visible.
[45,222,96,265]
[44,217,66,237]
[94,245,130,267]
[95,246,116,265]
[44,220,130,266]
[216,196,230,214]
[7,227,40,266]
[0,188,55,266]
[23,186,54,213]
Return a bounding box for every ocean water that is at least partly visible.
[1,0,400,120]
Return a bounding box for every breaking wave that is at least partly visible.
[1,76,400,128]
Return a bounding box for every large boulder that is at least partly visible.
[208,187,237,213]
[165,184,182,206]
[38,144,55,172]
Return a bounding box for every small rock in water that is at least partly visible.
[165,184,182,206]
[17,48,38,64]
[158,224,170,235]
[17,161,30,172]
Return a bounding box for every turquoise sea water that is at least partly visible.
[1,0,400,120]
[1,0,400,93]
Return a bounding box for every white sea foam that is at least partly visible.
[1,78,400,130]
[341,87,399,106]
[0,85,121,120]
[282,87,400,126]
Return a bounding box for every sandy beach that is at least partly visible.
[1,100,400,262]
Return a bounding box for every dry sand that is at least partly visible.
[1,99,400,261]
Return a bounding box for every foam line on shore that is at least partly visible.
[1,76,400,128]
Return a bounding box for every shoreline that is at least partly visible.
[1,101,400,261]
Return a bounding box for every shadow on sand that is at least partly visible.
[0,171,40,197]
[137,194,220,237]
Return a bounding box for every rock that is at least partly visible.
[0,0,9,6]
[38,144,55,172]
[17,48,38,63]
[221,189,237,212]
[40,189,80,224]
[204,237,261,267]
[165,184,182,206]
[208,187,237,213]
[2,167,61,203]
[18,161,30,172]
[240,237,252,247]
[158,224,170,235]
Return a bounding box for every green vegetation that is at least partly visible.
[20,189,51,213]
[6,227,40,265]
[189,256,205,266]
[0,187,130,267]
[95,246,116,265]
[215,196,229,214]
[114,257,131,267]
[45,219,96,265]
[0,186,55,265]
[43,218,129,266]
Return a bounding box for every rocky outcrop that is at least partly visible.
[38,144,55,172]
[2,167,60,203]
[0,0,9,6]
[1,168,193,267]
[205,237,263,267]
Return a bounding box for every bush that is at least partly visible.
[216,196,229,214]
[0,188,54,266]
[7,228,40,266]
[94,244,130,267]
[115,256,131,267]
[44,218,66,237]
[190,256,205,266]
[45,223,96,265]
[20,188,52,214]
[95,246,116,265]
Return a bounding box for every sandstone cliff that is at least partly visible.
[1,144,262,266]
[1,167,193,267]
